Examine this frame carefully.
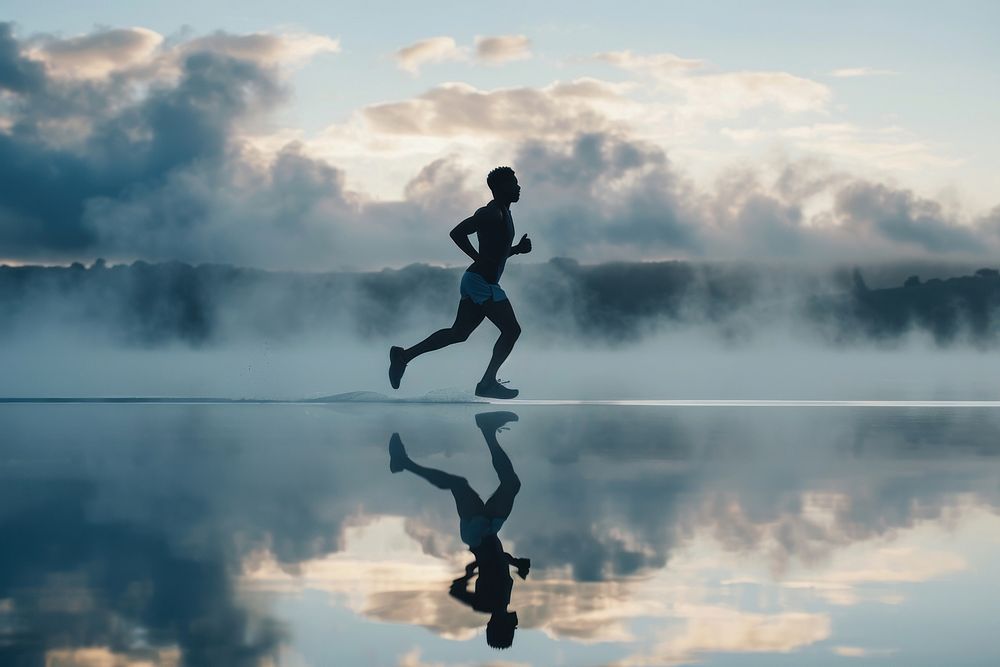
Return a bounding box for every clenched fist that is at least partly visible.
[513,234,532,255]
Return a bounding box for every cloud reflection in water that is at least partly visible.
[1,404,999,665]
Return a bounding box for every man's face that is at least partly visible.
[505,177,521,203]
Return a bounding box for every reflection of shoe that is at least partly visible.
[514,557,531,580]
[389,433,407,473]
[388,346,406,389]
[476,411,519,432]
[475,379,518,400]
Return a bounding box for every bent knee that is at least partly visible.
[452,327,473,342]
[442,476,473,492]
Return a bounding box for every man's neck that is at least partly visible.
[493,198,511,213]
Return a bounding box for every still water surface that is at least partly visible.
[2,404,999,666]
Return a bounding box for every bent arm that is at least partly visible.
[448,585,476,607]
[506,552,530,579]
[450,216,480,263]
[508,233,531,257]
[452,561,477,584]
[449,565,477,607]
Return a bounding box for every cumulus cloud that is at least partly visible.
[597,50,705,75]
[474,34,532,64]
[672,70,830,116]
[20,25,337,83]
[512,132,704,258]
[0,22,344,264]
[0,22,45,92]
[25,26,164,79]
[773,123,957,172]
[82,142,356,267]
[393,34,532,74]
[0,473,286,665]
[616,607,831,666]
[332,48,940,203]
[361,81,619,139]
[1,22,998,270]
[830,66,898,78]
[45,647,185,666]
[781,544,965,605]
[598,49,830,116]
[0,36,286,258]
[835,181,982,253]
[393,36,465,74]
[180,30,340,65]
[500,132,997,263]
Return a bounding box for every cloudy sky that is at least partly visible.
[2,0,998,269]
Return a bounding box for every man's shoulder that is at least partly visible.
[474,201,503,221]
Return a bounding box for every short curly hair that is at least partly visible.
[487,166,516,192]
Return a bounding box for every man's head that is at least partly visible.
[487,166,520,204]
[486,610,518,649]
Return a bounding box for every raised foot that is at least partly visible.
[388,346,406,389]
[389,433,408,473]
[475,411,519,432]
[475,379,518,400]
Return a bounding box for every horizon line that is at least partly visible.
[2,397,1000,407]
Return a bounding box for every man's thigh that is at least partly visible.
[452,481,488,520]
[453,297,487,334]
[483,482,518,521]
[483,298,519,332]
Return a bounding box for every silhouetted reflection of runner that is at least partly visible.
[389,411,530,649]
[389,167,531,399]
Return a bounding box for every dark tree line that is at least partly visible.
[2,259,998,347]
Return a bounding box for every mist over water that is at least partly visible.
[1,259,999,399]
[7,329,1000,400]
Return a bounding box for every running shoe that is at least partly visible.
[475,379,518,399]
[388,346,406,389]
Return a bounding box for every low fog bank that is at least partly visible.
[2,329,997,400]
[2,257,999,348]
[2,258,999,399]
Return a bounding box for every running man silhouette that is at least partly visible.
[388,411,530,649]
[389,166,531,399]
